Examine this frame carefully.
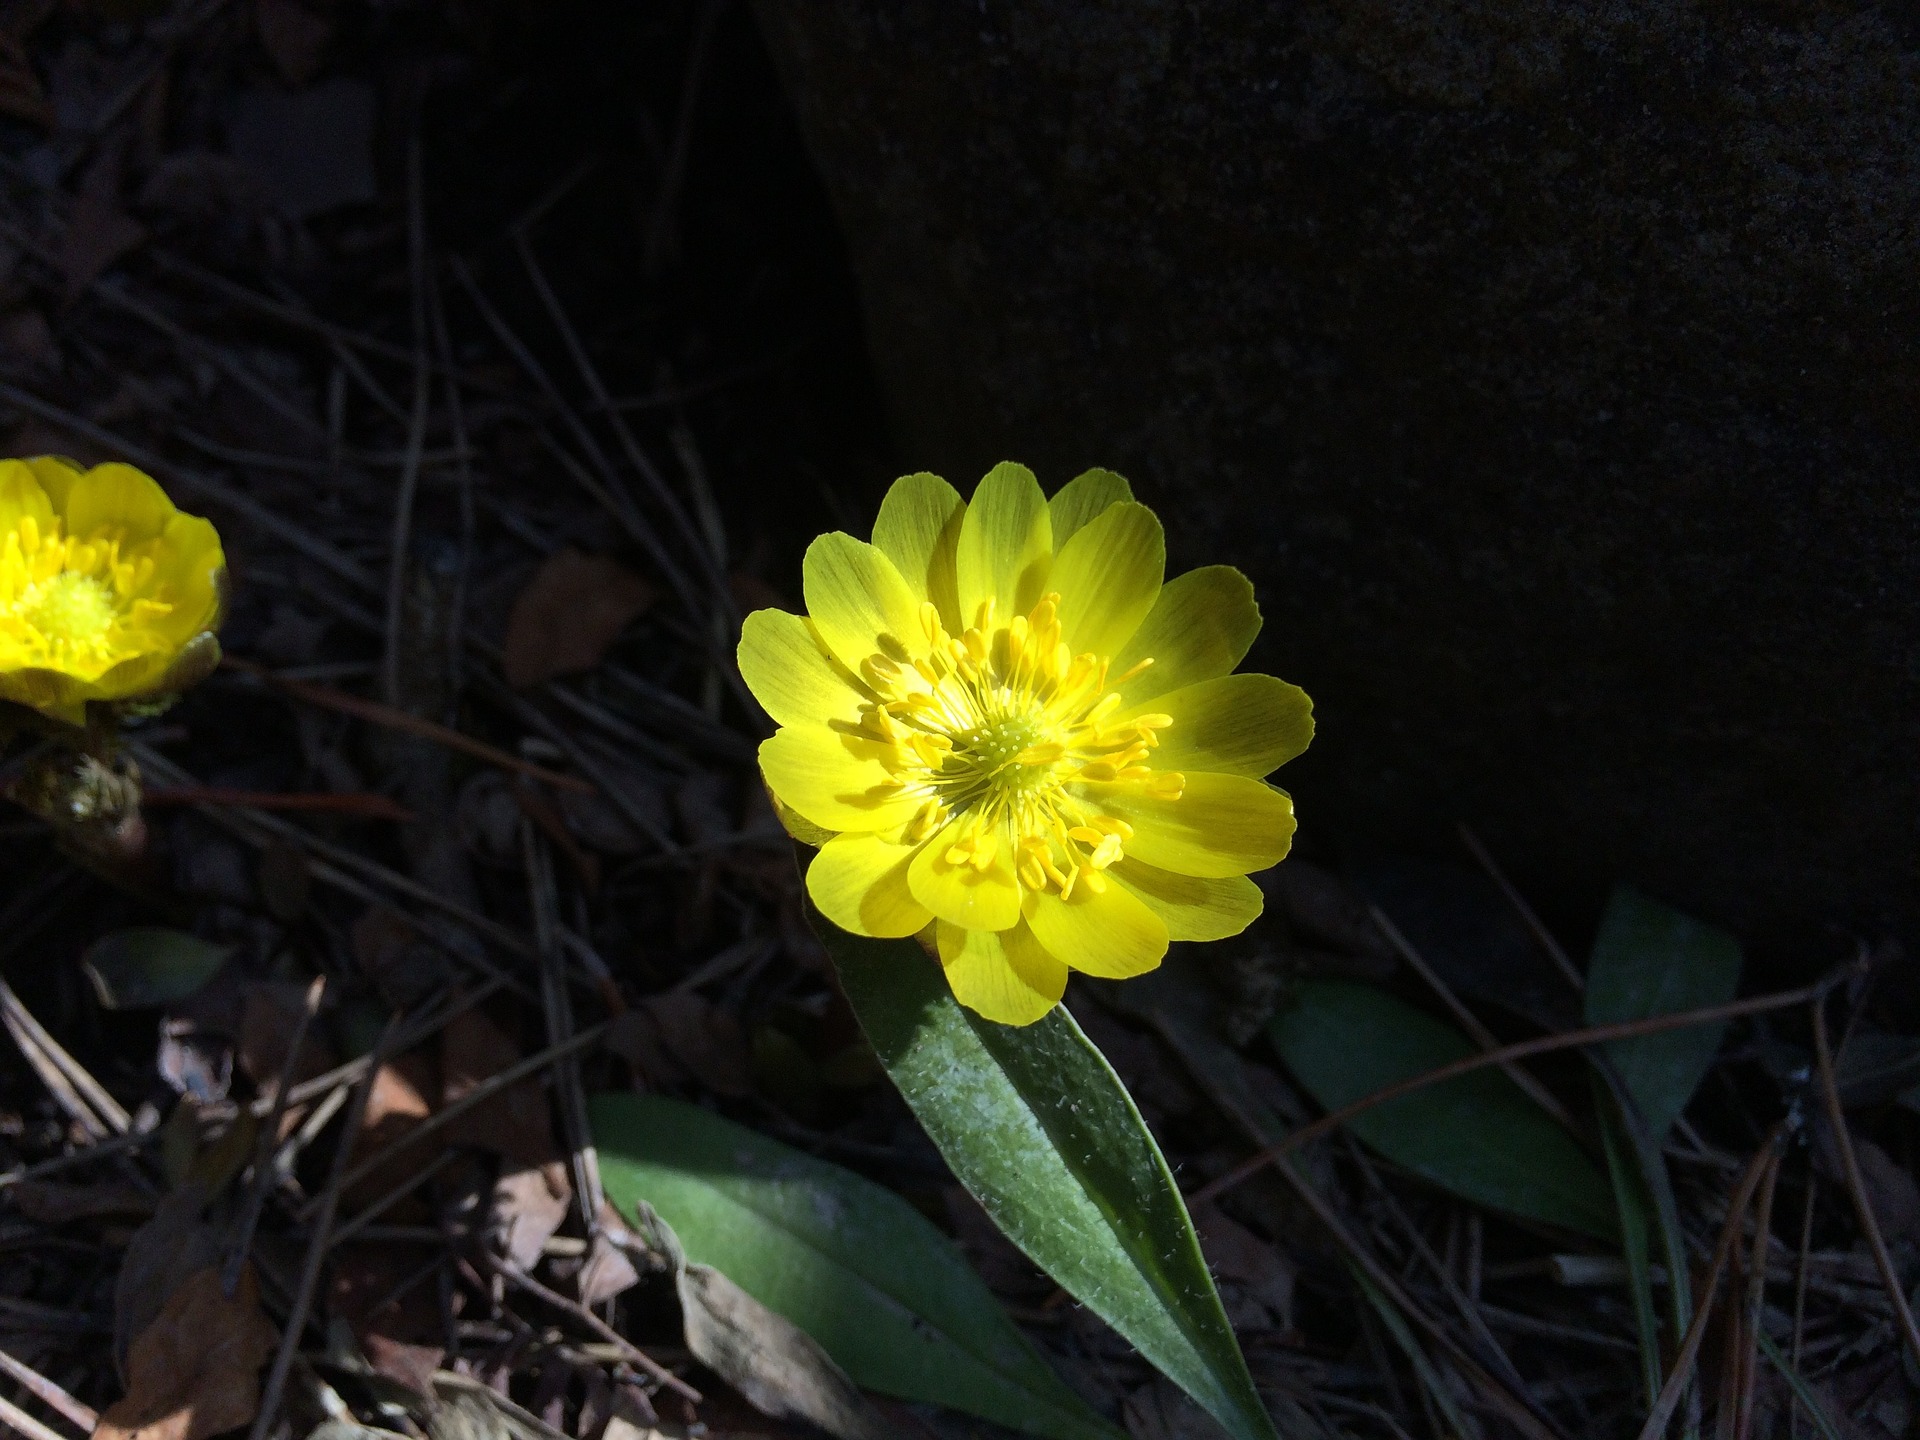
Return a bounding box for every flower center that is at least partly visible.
[18,572,118,646]
[852,592,1182,899]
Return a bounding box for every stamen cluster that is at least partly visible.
[849,592,1180,900]
[0,516,172,671]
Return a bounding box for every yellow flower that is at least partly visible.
[740,463,1312,1026]
[0,457,226,726]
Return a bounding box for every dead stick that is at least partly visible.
[1634,1131,1782,1440]
[1370,903,1580,1132]
[248,1019,396,1440]
[224,977,326,1294]
[299,1020,610,1221]
[489,1254,701,1405]
[1811,1000,1920,1375]
[1457,821,1586,993]
[0,1346,95,1431]
[0,1389,73,1440]
[223,658,591,794]
[1734,1144,1782,1440]
[1192,975,1837,1206]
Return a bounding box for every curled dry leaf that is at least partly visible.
[97,1264,278,1440]
[491,1163,571,1272]
[501,549,656,688]
[677,1263,890,1440]
[113,1185,223,1375]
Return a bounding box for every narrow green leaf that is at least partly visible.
[820,926,1279,1440]
[1756,1332,1845,1440]
[1592,1062,1694,1396]
[589,1094,1118,1440]
[1268,981,1616,1240]
[1584,886,1742,1138]
[81,927,232,1009]
[1593,1075,1663,1408]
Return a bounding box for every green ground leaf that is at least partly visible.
[1268,981,1616,1241]
[589,1094,1117,1440]
[820,926,1279,1440]
[81,927,232,1009]
[1584,886,1742,1139]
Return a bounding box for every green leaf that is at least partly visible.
[589,1094,1118,1440]
[1593,1076,1665,1409]
[1584,886,1742,1139]
[81,927,232,1009]
[1268,981,1616,1241]
[820,926,1279,1440]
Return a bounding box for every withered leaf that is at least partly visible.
[501,549,655,688]
[97,1264,278,1440]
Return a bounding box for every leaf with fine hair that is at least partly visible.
[819,922,1280,1440]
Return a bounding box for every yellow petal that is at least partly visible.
[937,920,1067,1026]
[807,831,932,938]
[0,667,89,725]
[21,456,80,513]
[1110,565,1261,706]
[0,460,54,535]
[870,472,964,631]
[1024,880,1168,979]
[87,649,174,703]
[1111,858,1264,941]
[64,463,179,542]
[908,819,1023,931]
[1047,500,1163,659]
[801,531,929,674]
[1048,467,1133,548]
[955,462,1051,625]
[1088,772,1295,877]
[757,726,919,832]
[738,608,866,731]
[1142,673,1314,777]
[142,513,226,645]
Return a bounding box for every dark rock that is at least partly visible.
[751,0,1920,951]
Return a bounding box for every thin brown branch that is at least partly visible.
[249,1019,396,1440]
[222,658,592,794]
[144,787,414,822]
[1811,999,1920,1375]
[1457,821,1586,992]
[300,1019,610,1220]
[1635,1130,1783,1440]
[486,1253,700,1405]
[1370,902,1581,1133]
[1192,974,1837,1206]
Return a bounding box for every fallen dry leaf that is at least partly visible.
[605,993,751,1099]
[227,78,376,218]
[0,30,50,127]
[501,549,655,688]
[113,1184,223,1376]
[60,142,146,296]
[1193,1202,1295,1333]
[345,1052,436,1209]
[491,1163,571,1271]
[440,1005,560,1169]
[676,1263,888,1440]
[97,1264,278,1440]
[255,0,333,85]
[236,981,334,1094]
